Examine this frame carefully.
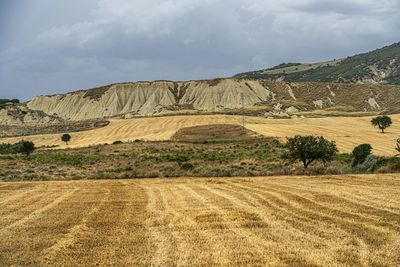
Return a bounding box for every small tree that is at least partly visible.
[352,144,372,166]
[14,140,35,156]
[371,115,392,133]
[283,135,338,168]
[61,134,71,145]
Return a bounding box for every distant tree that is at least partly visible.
[61,134,71,145]
[371,115,392,133]
[352,144,372,166]
[14,140,35,156]
[282,135,338,168]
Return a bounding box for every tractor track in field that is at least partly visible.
[1,175,400,265]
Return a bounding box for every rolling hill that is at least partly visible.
[2,78,400,129]
[235,42,400,84]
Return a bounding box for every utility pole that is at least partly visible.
[241,93,245,134]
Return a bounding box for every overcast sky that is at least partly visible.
[1,0,400,101]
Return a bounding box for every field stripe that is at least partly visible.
[0,184,77,230]
[143,185,175,265]
[40,183,111,264]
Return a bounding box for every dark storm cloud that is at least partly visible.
[1,0,400,101]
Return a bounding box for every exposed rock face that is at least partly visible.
[2,78,400,125]
[0,104,63,125]
[26,79,275,121]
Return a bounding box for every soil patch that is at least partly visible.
[172,124,259,142]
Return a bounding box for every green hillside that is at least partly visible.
[235,42,400,84]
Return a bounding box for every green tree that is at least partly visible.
[371,115,392,133]
[352,144,372,166]
[14,140,35,156]
[61,134,71,145]
[283,135,338,168]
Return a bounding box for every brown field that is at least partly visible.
[1,174,400,266]
[1,114,400,155]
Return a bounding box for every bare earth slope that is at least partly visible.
[2,78,400,126]
[1,114,400,155]
[1,175,400,266]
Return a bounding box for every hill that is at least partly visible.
[235,42,400,84]
[2,78,400,130]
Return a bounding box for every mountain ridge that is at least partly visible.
[235,42,400,84]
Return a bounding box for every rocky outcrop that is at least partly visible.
[0,104,63,125]
[26,79,275,121]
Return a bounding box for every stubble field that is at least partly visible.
[1,114,400,155]
[1,174,400,266]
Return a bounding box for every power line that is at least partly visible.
[241,93,245,133]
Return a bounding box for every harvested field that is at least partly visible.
[1,174,400,265]
[1,114,400,155]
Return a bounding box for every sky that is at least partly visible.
[1,0,400,101]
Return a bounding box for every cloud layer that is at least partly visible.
[1,0,400,100]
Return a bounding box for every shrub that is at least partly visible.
[0,141,35,155]
[371,157,400,173]
[0,143,14,154]
[352,144,372,166]
[180,162,194,170]
[14,140,35,156]
[282,135,338,168]
[113,140,123,144]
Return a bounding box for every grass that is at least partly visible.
[0,135,394,182]
[295,109,379,117]
[2,122,400,181]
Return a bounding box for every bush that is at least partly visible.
[283,135,338,168]
[371,157,400,173]
[0,143,14,154]
[180,162,194,170]
[352,144,372,166]
[0,140,35,156]
[113,140,123,144]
